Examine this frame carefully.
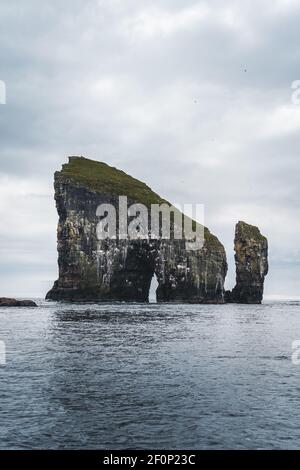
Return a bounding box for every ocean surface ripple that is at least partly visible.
[0,301,300,449]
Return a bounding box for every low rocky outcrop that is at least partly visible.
[46,157,228,303]
[0,298,37,307]
[225,221,268,304]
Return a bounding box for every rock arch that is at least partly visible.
[46,157,228,303]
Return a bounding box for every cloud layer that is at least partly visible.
[0,0,299,297]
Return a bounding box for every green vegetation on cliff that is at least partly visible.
[61,156,165,207]
[236,221,267,243]
[59,156,223,249]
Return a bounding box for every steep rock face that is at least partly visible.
[46,157,228,303]
[226,221,268,304]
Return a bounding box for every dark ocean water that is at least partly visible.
[0,300,300,450]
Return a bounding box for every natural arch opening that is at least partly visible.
[112,243,155,302]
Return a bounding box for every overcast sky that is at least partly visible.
[0,0,300,298]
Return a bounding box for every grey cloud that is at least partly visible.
[0,0,299,296]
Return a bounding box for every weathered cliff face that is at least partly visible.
[225,221,268,304]
[46,156,228,303]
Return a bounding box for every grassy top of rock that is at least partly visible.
[60,156,166,206]
[59,156,223,249]
[236,220,267,242]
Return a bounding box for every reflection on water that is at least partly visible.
[0,301,300,449]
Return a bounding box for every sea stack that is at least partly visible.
[46,156,227,303]
[226,221,268,304]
